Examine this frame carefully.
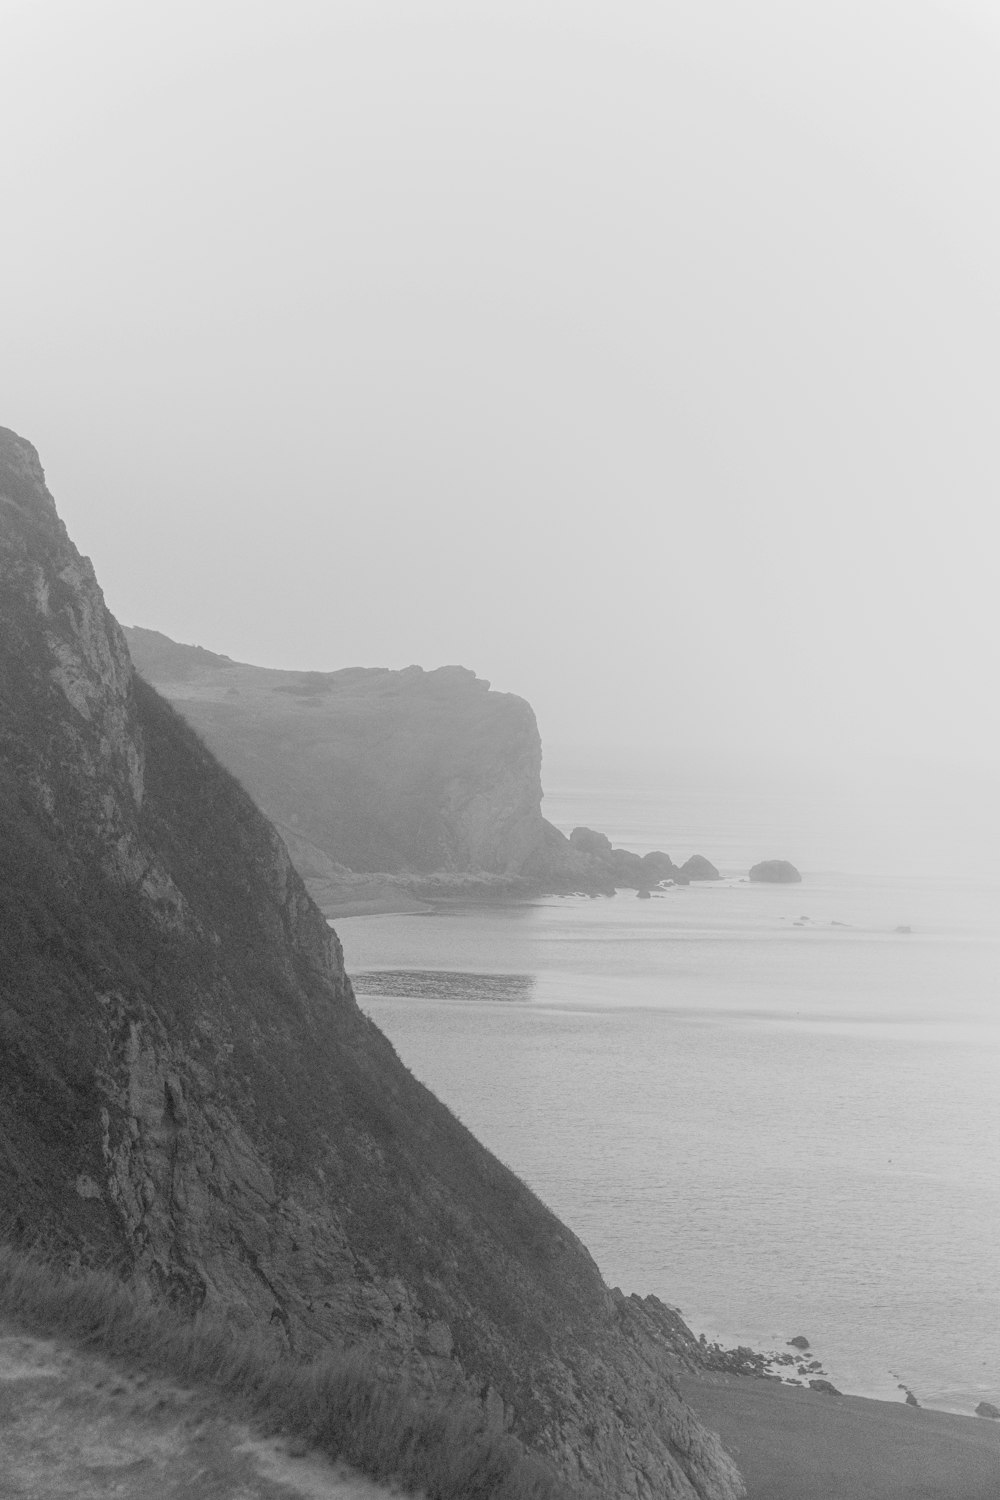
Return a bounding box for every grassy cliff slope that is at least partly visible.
[0,426,743,1500]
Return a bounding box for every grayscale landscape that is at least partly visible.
[2,3,999,1498]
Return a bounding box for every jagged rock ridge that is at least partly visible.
[0,426,744,1499]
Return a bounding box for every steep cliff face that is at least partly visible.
[125,627,548,879]
[0,427,744,1499]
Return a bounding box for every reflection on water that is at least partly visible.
[353,969,536,1004]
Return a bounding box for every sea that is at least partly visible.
[335,747,1000,1417]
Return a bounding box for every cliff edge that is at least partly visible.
[0,426,743,1499]
[124,627,548,879]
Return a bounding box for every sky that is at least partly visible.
[3,0,1000,762]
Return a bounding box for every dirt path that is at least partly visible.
[0,1324,403,1500]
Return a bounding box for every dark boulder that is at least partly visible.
[610,847,646,885]
[681,855,720,881]
[642,851,690,886]
[750,860,802,883]
[808,1379,841,1396]
[975,1401,1000,1419]
[788,1335,810,1350]
[569,826,615,858]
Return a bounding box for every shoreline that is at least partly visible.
[333,889,999,1437]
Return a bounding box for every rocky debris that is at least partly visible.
[702,1345,775,1378]
[680,855,721,881]
[788,1335,811,1350]
[751,860,802,883]
[1,424,746,1500]
[974,1401,1000,1419]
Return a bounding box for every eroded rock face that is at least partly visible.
[0,426,745,1500]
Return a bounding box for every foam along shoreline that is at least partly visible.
[680,1369,1000,1500]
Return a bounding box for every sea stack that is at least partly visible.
[749,859,802,883]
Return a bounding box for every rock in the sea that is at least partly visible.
[750,859,802,883]
[569,825,615,858]
[637,887,651,899]
[808,1379,842,1396]
[642,850,688,884]
[975,1401,1000,1419]
[905,1391,920,1408]
[681,854,720,881]
[788,1335,810,1349]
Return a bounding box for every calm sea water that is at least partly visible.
[336,750,1000,1416]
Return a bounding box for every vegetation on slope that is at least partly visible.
[0,1244,569,1500]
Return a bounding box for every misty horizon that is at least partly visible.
[4,0,1000,765]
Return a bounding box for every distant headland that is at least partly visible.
[124,627,779,915]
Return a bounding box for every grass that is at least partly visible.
[0,1245,571,1500]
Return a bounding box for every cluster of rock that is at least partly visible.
[535,827,721,895]
[0,424,745,1499]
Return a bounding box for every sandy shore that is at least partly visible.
[681,1369,1000,1500]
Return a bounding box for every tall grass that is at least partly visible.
[0,1245,571,1500]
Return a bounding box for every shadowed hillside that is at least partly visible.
[0,425,743,1500]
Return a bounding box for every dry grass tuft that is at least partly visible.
[0,1245,568,1500]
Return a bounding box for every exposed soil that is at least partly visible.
[0,1324,400,1500]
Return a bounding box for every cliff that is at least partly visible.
[124,628,548,879]
[0,425,744,1499]
[124,629,692,907]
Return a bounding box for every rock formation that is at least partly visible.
[125,632,702,909]
[749,860,802,883]
[0,425,744,1499]
[681,856,721,881]
[125,627,547,879]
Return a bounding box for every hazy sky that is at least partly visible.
[3,0,1000,760]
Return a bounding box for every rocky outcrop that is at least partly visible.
[681,856,721,881]
[552,828,689,892]
[0,425,744,1499]
[749,860,802,883]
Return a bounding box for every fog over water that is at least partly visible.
[341,751,1000,1413]
[3,1,1000,764]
